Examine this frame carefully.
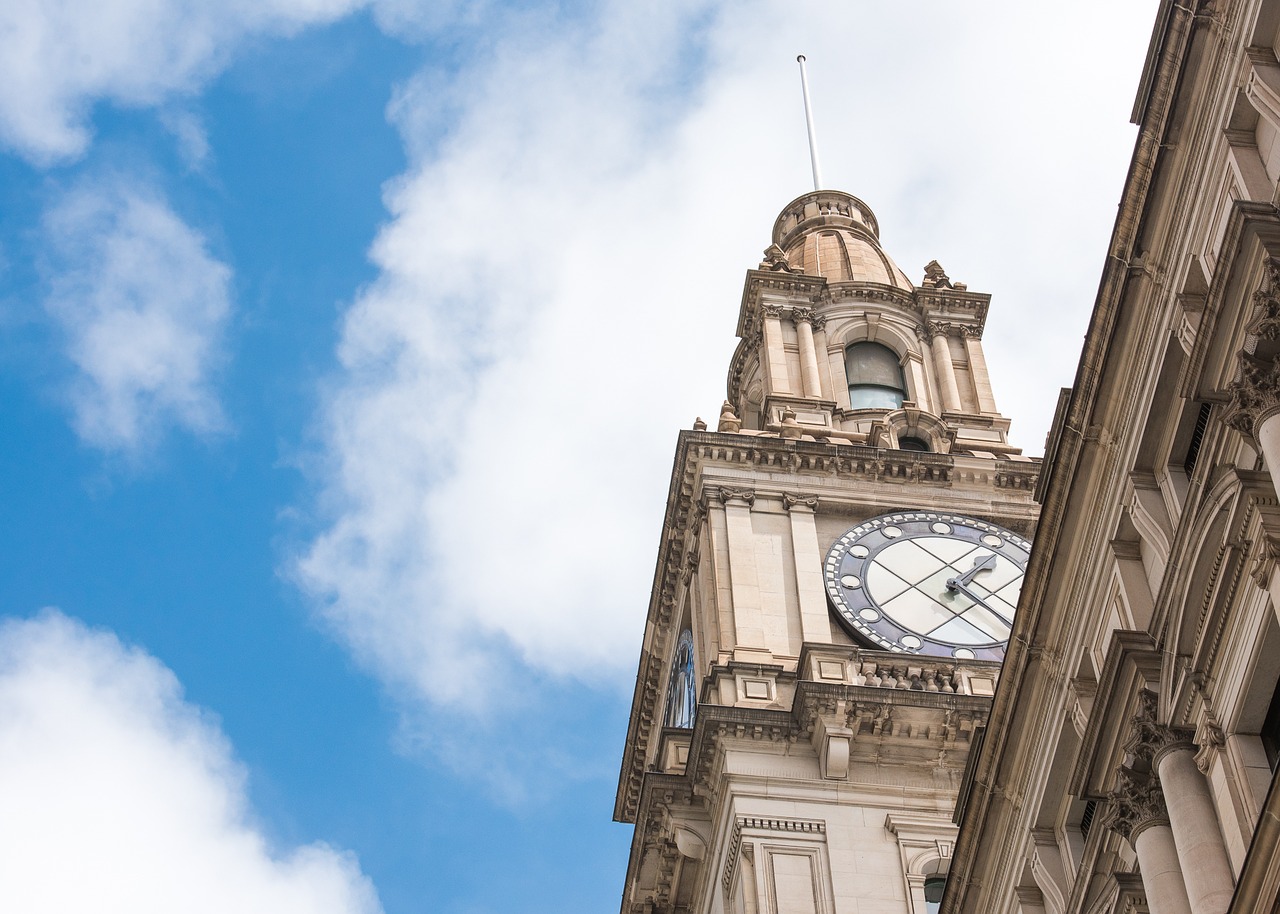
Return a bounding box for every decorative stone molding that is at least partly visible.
[782,493,819,512]
[762,303,786,319]
[793,306,815,324]
[721,816,826,894]
[810,313,827,331]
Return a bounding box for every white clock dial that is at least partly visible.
[823,512,1031,660]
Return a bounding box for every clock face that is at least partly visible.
[823,511,1031,661]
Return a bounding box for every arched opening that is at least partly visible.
[898,435,930,452]
[845,341,906,409]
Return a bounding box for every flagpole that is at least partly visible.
[797,55,824,191]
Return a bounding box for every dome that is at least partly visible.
[770,191,914,291]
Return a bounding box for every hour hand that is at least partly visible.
[946,552,996,591]
[948,581,1014,628]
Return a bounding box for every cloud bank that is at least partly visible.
[41,179,233,454]
[295,0,1157,722]
[0,0,367,163]
[0,611,382,914]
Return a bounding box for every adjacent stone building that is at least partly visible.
[945,1,1280,912]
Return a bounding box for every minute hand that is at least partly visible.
[946,553,997,591]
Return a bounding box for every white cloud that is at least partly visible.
[0,610,383,914]
[297,1,1159,715]
[42,178,232,454]
[0,0,366,163]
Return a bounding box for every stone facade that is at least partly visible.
[944,1,1280,912]
[614,190,1040,914]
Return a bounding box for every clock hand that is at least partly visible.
[946,552,997,591]
[948,580,1014,629]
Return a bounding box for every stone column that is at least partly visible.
[962,329,998,414]
[783,494,828,644]
[1225,336,1280,623]
[720,488,769,661]
[1155,742,1235,914]
[1111,769,1193,914]
[762,304,792,396]
[794,309,823,400]
[927,322,962,413]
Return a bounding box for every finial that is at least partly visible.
[717,401,741,433]
[693,416,707,431]
[780,408,803,439]
[796,55,825,192]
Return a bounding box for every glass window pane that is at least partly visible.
[849,386,903,409]
[845,342,904,389]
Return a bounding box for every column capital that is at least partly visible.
[792,306,815,324]
[1225,352,1280,438]
[1225,258,1280,436]
[924,320,955,340]
[718,487,755,507]
[1125,689,1195,763]
[782,493,819,512]
[1108,767,1170,841]
[761,303,785,319]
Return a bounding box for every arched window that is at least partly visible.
[664,629,697,729]
[924,877,946,914]
[898,435,930,452]
[845,342,906,409]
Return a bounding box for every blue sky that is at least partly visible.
[0,3,1157,912]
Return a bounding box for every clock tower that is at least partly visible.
[614,190,1040,914]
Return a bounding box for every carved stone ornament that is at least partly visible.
[1249,535,1280,589]
[760,243,799,274]
[779,408,803,439]
[924,320,955,340]
[718,400,742,433]
[1124,690,1194,765]
[1108,766,1170,841]
[1225,352,1280,438]
[1245,257,1280,342]
[922,260,952,290]
[762,303,786,319]
[719,487,755,507]
[782,493,819,512]
[792,307,815,325]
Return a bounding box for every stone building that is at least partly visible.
[943,1,1280,912]
[613,187,1042,913]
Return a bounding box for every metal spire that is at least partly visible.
[796,54,824,191]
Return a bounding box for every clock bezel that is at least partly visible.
[823,511,1031,661]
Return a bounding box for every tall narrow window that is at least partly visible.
[664,629,697,729]
[846,342,906,409]
[923,877,946,914]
